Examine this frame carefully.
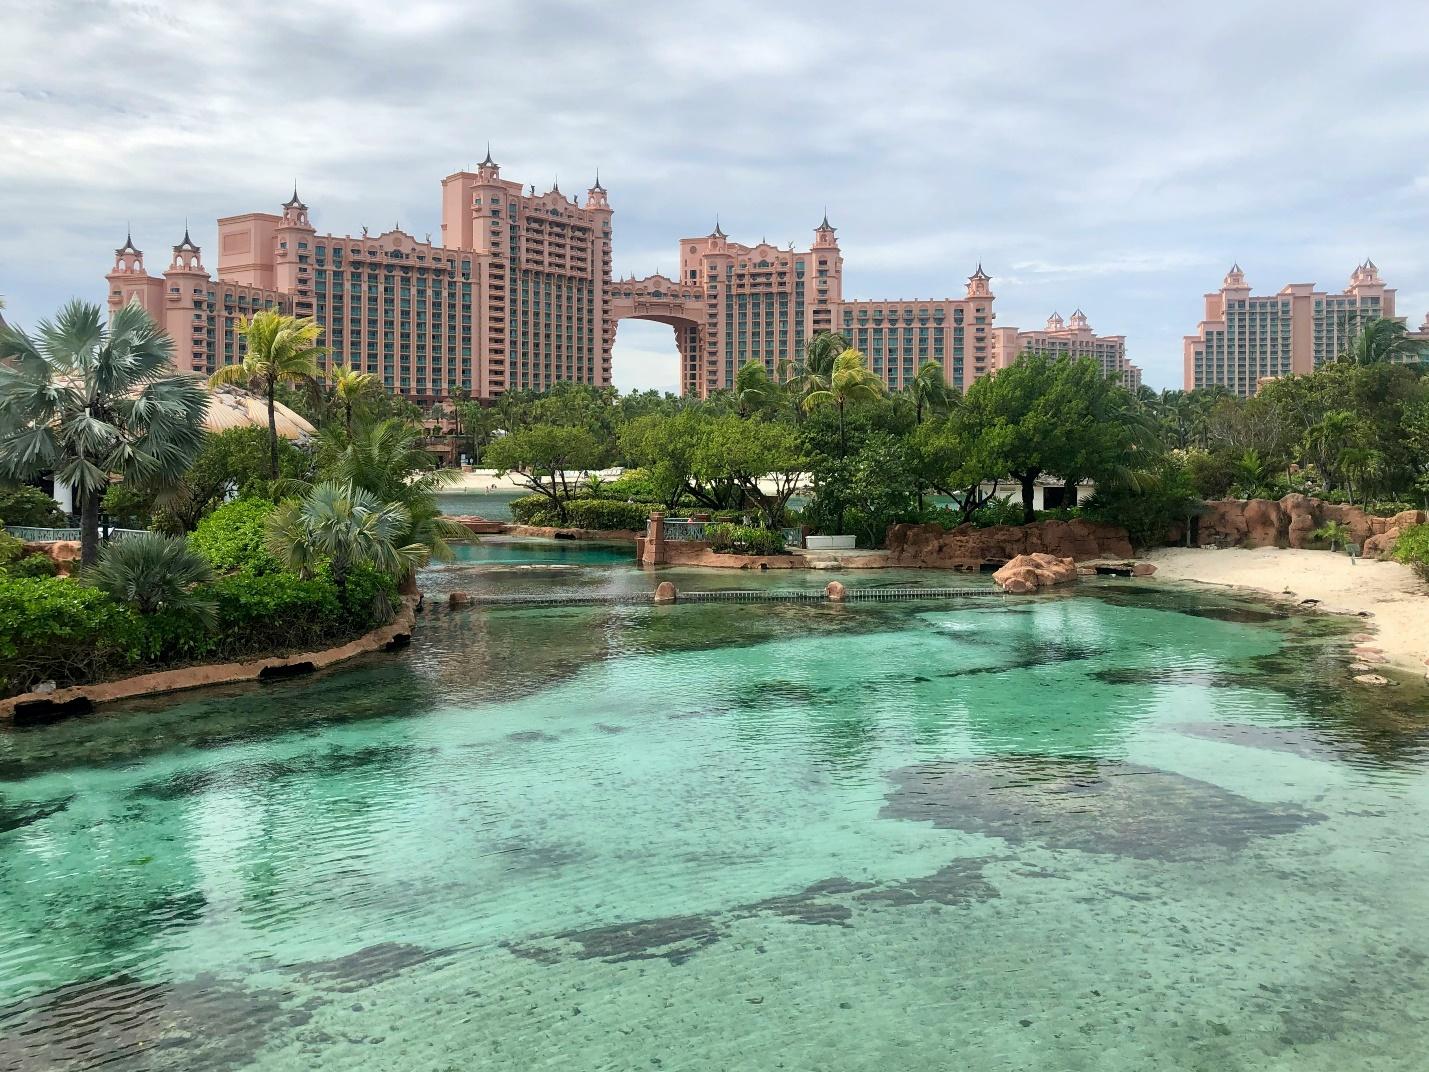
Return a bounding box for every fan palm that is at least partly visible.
[209,311,324,479]
[734,361,775,418]
[801,348,886,458]
[0,300,207,565]
[329,364,380,436]
[266,481,428,589]
[85,532,217,625]
[303,418,465,564]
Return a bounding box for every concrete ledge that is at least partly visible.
[501,524,640,542]
[1,600,417,724]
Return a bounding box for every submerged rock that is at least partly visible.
[881,755,1322,861]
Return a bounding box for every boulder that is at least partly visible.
[1353,674,1391,687]
[993,553,1077,593]
[1363,528,1399,558]
[1245,498,1288,547]
[825,580,847,603]
[448,591,471,607]
[1131,561,1157,577]
[885,519,1131,568]
[653,581,678,605]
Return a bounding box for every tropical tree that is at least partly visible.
[0,300,208,565]
[1311,519,1351,553]
[734,361,776,418]
[209,310,324,479]
[484,423,604,521]
[801,348,886,458]
[909,361,955,424]
[314,418,464,563]
[266,481,428,594]
[85,532,217,625]
[328,364,380,436]
[785,331,848,416]
[1338,317,1423,367]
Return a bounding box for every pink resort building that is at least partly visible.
[990,309,1140,389]
[1182,261,1426,395]
[105,154,1127,401]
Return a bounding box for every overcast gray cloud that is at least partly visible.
[3,0,1428,391]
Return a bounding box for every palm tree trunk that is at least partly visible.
[344,399,353,437]
[267,378,279,480]
[1021,474,1037,525]
[837,401,846,460]
[79,485,101,567]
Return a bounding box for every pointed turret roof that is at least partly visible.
[284,183,305,209]
[590,169,605,193]
[481,143,496,167]
[819,209,834,230]
[116,227,141,256]
[174,224,199,251]
[711,218,726,238]
[969,263,990,281]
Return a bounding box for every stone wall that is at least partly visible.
[884,519,1134,569]
[1196,496,1425,556]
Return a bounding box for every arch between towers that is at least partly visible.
[609,278,706,396]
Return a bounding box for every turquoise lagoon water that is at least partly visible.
[2,564,1428,1070]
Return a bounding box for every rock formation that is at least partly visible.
[885,519,1133,569]
[992,553,1079,593]
[1195,497,1424,556]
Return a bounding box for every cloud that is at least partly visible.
[3,0,1429,389]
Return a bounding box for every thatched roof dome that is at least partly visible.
[204,386,316,441]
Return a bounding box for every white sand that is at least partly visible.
[1144,546,1429,674]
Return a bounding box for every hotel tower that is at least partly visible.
[106,155,1131,401]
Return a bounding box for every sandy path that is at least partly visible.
[1144,546,1428,675]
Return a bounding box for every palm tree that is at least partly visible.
[328,364,379,436]
[785,331,848,418]
[266,481,428,603]
[734,361,775,418]
[1337,446,1383,506]
[209,310,324,479]
[307,418,465,566]
[0,300,207,565]
[909,361,954,424]
[1311,519,1351,553]
[801,348,886,458]
[85,532,217,625]
[1338,316,1423,367]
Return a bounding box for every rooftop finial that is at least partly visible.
[712,216,725,238]
[284,182,305,209]
[482,142,495,167]
[591,168,605,192]
[819,206,833,230]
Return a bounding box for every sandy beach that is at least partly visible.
[1145,546,1429,675]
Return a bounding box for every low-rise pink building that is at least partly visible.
[989,309,1140,389]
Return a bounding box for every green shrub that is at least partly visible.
[207,571,344,659]
[508,495,557,525]
[1083,461,1203,550]
[0,484,67,527]
[592,469,664,503]
[6,553,58,578]
[101,482,156,529]
[337,562,399,630]
[705,523,785,555]
[1392,523,1429,579]
[0,576,144,696]
[968,498,1028,528]
[508,495,650,531]
[189,499,280,575]
[0,531,25,566]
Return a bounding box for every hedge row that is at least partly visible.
[0,566,396,698]
[508,496,652,531]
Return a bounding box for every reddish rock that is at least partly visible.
[1199,497,1425,558]
[885,519,1131,568]
[993,553,1077,593]
[825,580,847,602]
[1131,562,1157,577]
[653,581,677,605]
[448,591,471,607]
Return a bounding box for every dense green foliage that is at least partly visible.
[704,523,785,555]
[509,495,650,531]
[1081,460,1202,550]
[0,575,144,695]
[0,529,58,577]
[0,301,208,564]
[1392,524,1429,580]
[189,499,281,575]
[85,533,217,624]
[0,483,66,526]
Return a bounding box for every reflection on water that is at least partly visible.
[1,564,1427,1071]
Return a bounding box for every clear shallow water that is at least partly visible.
[2,570,1428,1071]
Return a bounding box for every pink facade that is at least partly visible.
[1183,262,1406,395]
[105,157,1126,401]
[991,309,1140,389]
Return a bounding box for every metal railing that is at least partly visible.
[3,526,148,543]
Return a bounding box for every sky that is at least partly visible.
[3,0,1428,393]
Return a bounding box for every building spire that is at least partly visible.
[819,207,833,230]
[591,168,605,193]
[482,142,495,167]
[284,182,305,209]
[711,216,725,238]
